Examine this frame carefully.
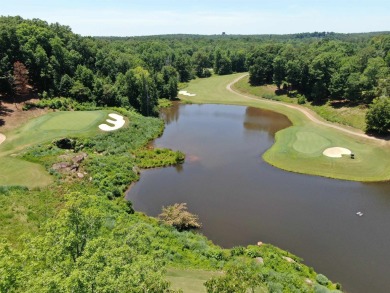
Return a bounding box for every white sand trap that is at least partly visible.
[323,147,352,158]
[0,133,5,145]
[179,90,196,97]
[99,113,125,131]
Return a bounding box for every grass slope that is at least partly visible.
[179,74,390,182]
[0,110,112,187]
[235,76,367,130]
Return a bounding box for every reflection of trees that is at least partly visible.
[243,107,291,136]
[159,102,180,125]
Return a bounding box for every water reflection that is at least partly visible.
[127,103,390,293]
[243,107,291,136]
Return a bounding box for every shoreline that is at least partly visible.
[179,73,390,182]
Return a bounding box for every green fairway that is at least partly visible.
[0,156,53,188]
[180,74,390,182]
[0,110,115,188]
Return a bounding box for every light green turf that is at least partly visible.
[293,132,331,155]
[0,110,115,188]
[166,268,266,293]
[180,74,390,182]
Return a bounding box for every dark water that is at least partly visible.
[126,103,390,293]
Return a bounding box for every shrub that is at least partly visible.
[297,94,307,105]
[158,203,201,231]
[316,274,329,286]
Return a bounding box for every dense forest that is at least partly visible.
[1,16,389,132]
[0,15,389,292]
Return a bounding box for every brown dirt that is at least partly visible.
[0,100,48,132]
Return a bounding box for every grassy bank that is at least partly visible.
[179,74,390,182]
[234,75,367,130]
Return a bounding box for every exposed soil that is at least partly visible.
[0,100,48,132]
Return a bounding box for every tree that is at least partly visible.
[12,61,29,97]
[272,56,285,89]
[158,203,201,231]
[366,97,390,134]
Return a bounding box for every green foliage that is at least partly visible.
[33,97,79,110]
[159,203,202,231]
[204,258,263,293]
[297,94,307,105]
[158,98,173,109]
[135,148,185,168]
[316,274,329,286]
[366,97,390,134]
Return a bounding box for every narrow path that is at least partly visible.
[227,74,387,144]
[0,133,5,145]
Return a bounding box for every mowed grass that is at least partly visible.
[235,76,367,130]
[0,110,114,188]
[166,268,266,293]
[180,74,390,182]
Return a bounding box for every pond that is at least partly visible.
[126,103,390,293]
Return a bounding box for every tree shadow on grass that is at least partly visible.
[365,130,390,141]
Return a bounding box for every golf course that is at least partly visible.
[179,73,390,182]
[0,110,122,187]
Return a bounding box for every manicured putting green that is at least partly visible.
[0,110,108,155]
[180,74,390,181]
[293,131,330,154]
[38,111,102,131]
[0,110,112,188]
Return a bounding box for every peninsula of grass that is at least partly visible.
[179,73,390,182]
[0,110,112,188]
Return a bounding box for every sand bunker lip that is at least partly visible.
[323,147,352,158]
[179,90,196,97]
[0,133,5,145]
[99,113,125,131]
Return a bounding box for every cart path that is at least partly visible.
[227,74,387,144]
[0,133,5,145]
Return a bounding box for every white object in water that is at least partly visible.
[356,211,364,216]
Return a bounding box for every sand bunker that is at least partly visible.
[323,147,352,158]
[99,113,125,131]
[179,90,196,97]
[0,133,5,145]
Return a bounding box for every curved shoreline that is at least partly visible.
[227,74,387,144]
[179,73,390,182]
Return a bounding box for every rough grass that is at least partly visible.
[0,186,60,246]
[0,110,113,187]
[235,76,367,130]
[166,268,267,293]
[180,74,390,182]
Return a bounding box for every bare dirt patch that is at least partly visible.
[0,101,48,132]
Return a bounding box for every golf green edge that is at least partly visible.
[0,110,116,188]
[180,73,390,182]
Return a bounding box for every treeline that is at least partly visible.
[247,36,390,105]
[1,16,389,118]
